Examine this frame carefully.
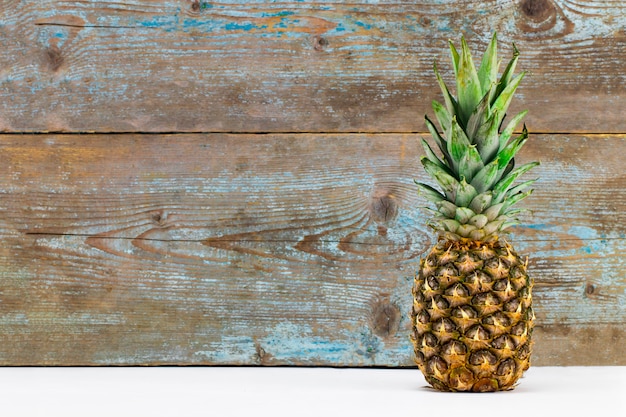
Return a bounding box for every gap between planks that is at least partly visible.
[0,131,622,136]
[22,231,626,244]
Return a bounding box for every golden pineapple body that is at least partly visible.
[411,239,534,392]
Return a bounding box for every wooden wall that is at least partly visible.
[0,0,624,365]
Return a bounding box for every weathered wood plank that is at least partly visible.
[0,133,624,365]
[1,1,624,133]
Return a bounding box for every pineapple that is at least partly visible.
[410,33,538,392]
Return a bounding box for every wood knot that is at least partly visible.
[371,300,400,338]
[312,35,329,51]
[151,210,166,226]
[370,190,398,225]
[190,0,207,12]
[254,341,271,365]
[520,0,553,21]
[46,44,64,72]
[517,0,572,36]
[585,283,596,296]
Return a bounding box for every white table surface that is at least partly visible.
[1,366,624,417]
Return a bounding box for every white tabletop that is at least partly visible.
[1,366,624,416]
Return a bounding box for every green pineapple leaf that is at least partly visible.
[500,219,521,232]
[474,109,501,164]
[456,37,482,126]
[492,71,526,126]
[441,219,461,233]
[421,138,454,176]
[465,83,496,142]
[497,127,528,173]
[458,145,484,183]
[448,39,460,77]
[499,110,528,149]
[495,42,520,100]
[433,61,458,118]
[455,206,476,224]
[504,179,538,200]
[455,178,479,208]
[447,116,472,175]
[437,200,458,218]
[432,100,451,132]
[425,115,452,165]
[469,213,489,228]
[492,161,540,204]
[469,192,493,214]
[502,158,516,180]
[414,181,446,203]
[501,189,533,212]
[483,202,505,221]
[477,32,499,95]
[504,208,532,219]
[421,157,460,200]
[470,157,500,193]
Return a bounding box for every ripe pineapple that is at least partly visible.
[410,33,538,392]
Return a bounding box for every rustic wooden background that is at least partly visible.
[0,0,624,366]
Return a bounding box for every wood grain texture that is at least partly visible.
[0,133,624,365]
[1,0,625,133]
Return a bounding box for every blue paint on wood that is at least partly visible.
[526,223,551,230]
[224,21,266,31]
[182,18,207,30]
[567,225,598,241]
[126,9,436,39]
[580,246,592,254]
[138,17,170,29]
[260,11,295,17]
[272,18,291,29]
[257,323,409,365]
[354,21,373,30]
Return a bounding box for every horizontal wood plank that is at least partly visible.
[0,132,624,365]
[1,1,625,133]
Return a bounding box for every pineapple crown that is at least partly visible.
[415,33,539,242]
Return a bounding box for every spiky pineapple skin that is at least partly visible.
[410,238,534,392]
